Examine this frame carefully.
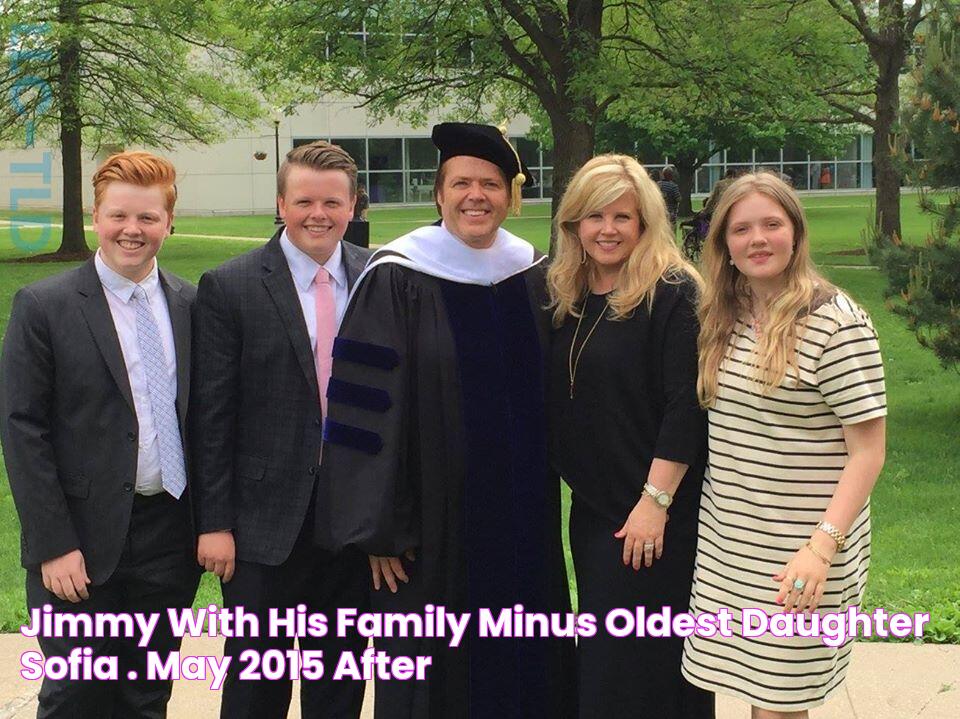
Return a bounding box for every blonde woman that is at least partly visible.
[681,173,887,717]
[547,154,715,718]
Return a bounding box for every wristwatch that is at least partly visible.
[643,482,673,509]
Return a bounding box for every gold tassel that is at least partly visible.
[498,121,525,216]
[511,172,525,216]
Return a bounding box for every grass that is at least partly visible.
[0,194,957,642]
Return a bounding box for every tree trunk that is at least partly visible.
[548,116,595,253]
[55,0,90,258]
[867,0,907,245]
[674,157,697,219]
[873,57,902,244]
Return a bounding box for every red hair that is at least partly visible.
[92,151,177,213]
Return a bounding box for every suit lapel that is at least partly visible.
[76,259,136,413]
[341,240,368,291]
[160,269,191,427]
[261,234,321,399]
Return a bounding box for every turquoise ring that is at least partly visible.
[793,578,806,591]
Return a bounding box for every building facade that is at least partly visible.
[0,96,876,215]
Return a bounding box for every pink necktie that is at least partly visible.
[314,267,335,416]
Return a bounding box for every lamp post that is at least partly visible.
[273,112,283,226]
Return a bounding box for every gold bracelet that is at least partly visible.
[816,521,846,550]
[804,541,832,566]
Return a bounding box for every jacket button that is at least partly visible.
[308,466,316,475]
[315,418,322,427]
[122,483,133,492]
[127,432,136,441]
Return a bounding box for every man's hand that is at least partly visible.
[41,549,90,603]
[197,531,236,583]
[369,549,416,593]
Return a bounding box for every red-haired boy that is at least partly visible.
[0,151,200,718]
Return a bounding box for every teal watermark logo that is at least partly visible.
[7,23,53,252]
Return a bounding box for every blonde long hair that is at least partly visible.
[547,154,700,325]
[697,173,835,407]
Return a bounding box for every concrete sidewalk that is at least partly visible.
[0,635,956,718]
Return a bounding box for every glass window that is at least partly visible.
[406,170,436,203]
[368,138,402,170]
[782,142,808,163]
[521,169,541,199]
[696,167,724,195]
[405,138,437,169]
[836,162,859,188]
[333,138,366,169]
[839,137,860,161]
[293,137,322,148]
[541,145,554,166]
[726,147,752,163]
[368,172,404,202]
[782,164,809,190]
[514,137,540,169]
[356,172,368,195]
[540,169,553,199]
[756,147,781,164]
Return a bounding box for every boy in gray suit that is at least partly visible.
[191,141,372,719]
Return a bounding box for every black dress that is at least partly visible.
[322,258,576,719]
[548,277,714,719]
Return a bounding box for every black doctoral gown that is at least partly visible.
[319,254,576,719]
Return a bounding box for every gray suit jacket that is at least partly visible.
[190,231,372,565]
[0,259,195,584]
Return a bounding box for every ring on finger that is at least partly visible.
[793,577,806,592]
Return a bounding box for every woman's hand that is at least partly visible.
[614,497,667,570]
[773,542,832,613]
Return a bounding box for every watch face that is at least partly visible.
[656,493,671,507]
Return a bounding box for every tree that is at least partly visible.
[820,0,929,243]
[873,1,960,369]
[598,0,863,217]
[237,1,864,233]
[0,0,261,259]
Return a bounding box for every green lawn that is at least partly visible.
[0,195,957,642]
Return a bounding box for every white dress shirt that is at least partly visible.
[95,251,177,495]
[279,232,349,365]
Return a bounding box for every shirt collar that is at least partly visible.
[95,249,161,303]
[280,230,345,291]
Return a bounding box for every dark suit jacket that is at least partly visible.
[0,259,196,585]
[190,231,372,565]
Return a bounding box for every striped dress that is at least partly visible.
[681,292,887,711]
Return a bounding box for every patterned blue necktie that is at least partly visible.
[132,285,186,499]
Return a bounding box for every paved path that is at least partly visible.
[0,635,956,718]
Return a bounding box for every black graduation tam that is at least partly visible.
[431,122,534,215]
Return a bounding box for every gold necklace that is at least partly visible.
[568,293,609,399]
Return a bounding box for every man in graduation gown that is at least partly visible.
[320,123,576,719]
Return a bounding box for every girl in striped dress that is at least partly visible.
[681,173,887,717]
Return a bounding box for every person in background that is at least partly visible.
[703,168,737,217]
[819,164,833,189]
[547,154,714,719]
[0,151,200,719]
[682,172,887,717]
[658,164,682,228]
[355,183,370,221]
